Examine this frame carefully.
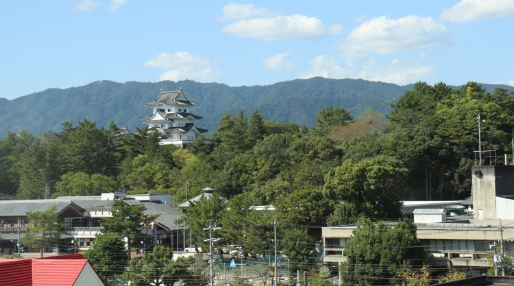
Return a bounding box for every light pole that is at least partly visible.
[477,113,483,165]
[274,217,278,286]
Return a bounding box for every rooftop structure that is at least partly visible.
[141,88,209,147]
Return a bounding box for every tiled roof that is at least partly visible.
[0,200,82,216]
[141,111,203,124]
[141,202,184,230]
[163,123,208,134]
[84,206,111,212]
[145,90,197,107]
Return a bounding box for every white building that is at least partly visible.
[141,88,209,147]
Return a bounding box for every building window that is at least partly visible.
[325,238,347,248]
[184,109,187,112]
[168,109,171,112]
[178,109,182,112]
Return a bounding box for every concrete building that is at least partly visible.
[322,165,514,269]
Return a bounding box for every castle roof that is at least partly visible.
[162,123,208,134]
[140,111,203,123]
[145,89,197,107]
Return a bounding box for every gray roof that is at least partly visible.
[141,202,184,230]
[413,208,446,214]
[178,193,213,208]
[141,111,204,124]
[145,90,197,107]
[0,200,82,217]
[163,123,208,134]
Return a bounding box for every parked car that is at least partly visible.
[184,246,202,253]
[223,245,242,255]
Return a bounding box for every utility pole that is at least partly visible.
[500,219,505,276]
[17,217,21,259]
[274,217,278,286]
[204,219,220,286]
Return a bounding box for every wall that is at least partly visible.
[495,197,514,220]
[472,166,497,220]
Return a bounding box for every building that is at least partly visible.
[0,254,104,286]
[141,88,209,147]
[0,193,189,255]
[322,165,514,270]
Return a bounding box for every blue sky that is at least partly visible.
[1,0,514,100]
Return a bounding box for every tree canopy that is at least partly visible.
[342,218,425,285]
[21,206,63,258]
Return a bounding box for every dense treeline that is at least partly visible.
[2,81,514,274]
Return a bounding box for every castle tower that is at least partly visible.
[141,88,208,147]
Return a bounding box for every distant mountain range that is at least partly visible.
[0,78,512,137]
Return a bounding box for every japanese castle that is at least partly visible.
[141,88,208,147]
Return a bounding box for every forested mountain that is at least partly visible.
[0,78,410,137]
[2,77,512,137]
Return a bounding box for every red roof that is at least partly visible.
[32,259,87,285]
[0,259,32,286]
[0,254,104,286]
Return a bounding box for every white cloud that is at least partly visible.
[507,80,514,87]
[440,0,514,23]
[218,3,277,21]
[73,0,102,12]
[144,52,216,82]
[301,54,433,85]
[359,65,433,85]
[340,15,451,56]
[72,0,127,12]
[222,14,342,41]
[107,0,127,11]
[301,55,348,79]
[263,53,294,70]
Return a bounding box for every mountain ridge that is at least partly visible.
[0,78,512,137]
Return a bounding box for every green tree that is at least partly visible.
[324,156,406,224]
[176,193,225,250]
[56,120,116,176]
[15,135,60,199]
[54,172,117,197]
[84,233,128,282]
[280,227,317,274]
[21,206,63,258]
[276,188,333,237]
[313,107,354,135]
[342,218,425,285]
[123,246,205,285]
[246,109,266,148]
[0,130,38,196]
[100,198,159,251]
[218,192,274,256]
